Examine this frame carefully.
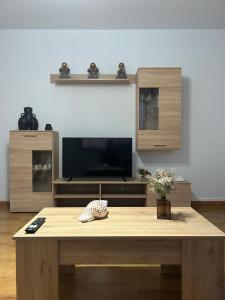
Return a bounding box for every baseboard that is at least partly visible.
[192,200,225,207]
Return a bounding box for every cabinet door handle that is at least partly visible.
[23,135,37,138]
[153,144,167,147]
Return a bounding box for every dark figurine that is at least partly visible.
[59,62,71,78]
[116,62,127,79]
[87,63,99,79]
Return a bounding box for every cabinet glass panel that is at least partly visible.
[139,88,159,130]
[32,151,52,192]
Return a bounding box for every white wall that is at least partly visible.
[1,29,225,201]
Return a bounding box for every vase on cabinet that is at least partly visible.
[18,107,39,130]
[30,113,38,130]
[18,113,28,130]
[157,196,171,220]
[45,123,52,131]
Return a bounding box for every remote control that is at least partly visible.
[25,217,46,234]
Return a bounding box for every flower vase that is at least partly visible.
[157,196,171,220]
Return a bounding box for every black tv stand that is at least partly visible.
[67,177,73,182]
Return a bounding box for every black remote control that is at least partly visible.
[25,217,46,234]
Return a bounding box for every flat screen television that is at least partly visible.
[62,138,132,178]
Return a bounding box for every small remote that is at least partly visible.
[25,217,46,234]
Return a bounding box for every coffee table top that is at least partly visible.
[13,207,225,240]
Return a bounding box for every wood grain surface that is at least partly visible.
[136,68,181,150]
[13,207,225,240]
[0,204,225,300]
[10,131,58,212]
[59,239,181,265]
[16,240,59,300]
[182,239,224,300]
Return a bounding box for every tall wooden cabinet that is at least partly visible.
[10,131,58,212]
[136,68,181,150]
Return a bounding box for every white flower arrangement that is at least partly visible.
[149,169,175,200]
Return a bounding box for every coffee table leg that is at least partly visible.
[182,239,224,300]
[60,265,75,275]
[16,240,59,300]
[160,264,181,275]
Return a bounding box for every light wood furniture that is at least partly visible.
[50,74,136,85]
[53,178,148,207]
[1,202,225,300]
[10,131,59,212]
[53,178,191,207]
[147,181,191,207]
[51,67,182,151]
[136,68,181,150]
[13,207,224,300]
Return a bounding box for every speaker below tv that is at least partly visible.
[62,137,132,179]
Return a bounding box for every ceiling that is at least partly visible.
[1,0,225,29]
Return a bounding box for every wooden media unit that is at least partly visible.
[53,178,191,207]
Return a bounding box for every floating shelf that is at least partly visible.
[50,74,136,85]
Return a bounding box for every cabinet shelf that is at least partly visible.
[54,194,100,199]
[52,178,146,184]
[50,74,136,85]
[101,194,146,199]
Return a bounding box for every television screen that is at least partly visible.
[62,138,132,178]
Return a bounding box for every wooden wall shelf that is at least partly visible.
[50,74,136,85]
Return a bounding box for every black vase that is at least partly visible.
[18,113,28,130]
[30,114,38,130]
[24,107,33,129]
[18,107,39,130]
[45,124,52,131]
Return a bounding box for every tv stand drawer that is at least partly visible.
[101,183,146,195]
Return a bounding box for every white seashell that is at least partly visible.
[78,200,108,223]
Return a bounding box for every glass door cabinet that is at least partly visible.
[10,131,58,212]
[136,68,181,150]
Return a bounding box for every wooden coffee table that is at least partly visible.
[13,207,224,300]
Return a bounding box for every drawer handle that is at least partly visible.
[154,144,167,147]
[23,135,37,138]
